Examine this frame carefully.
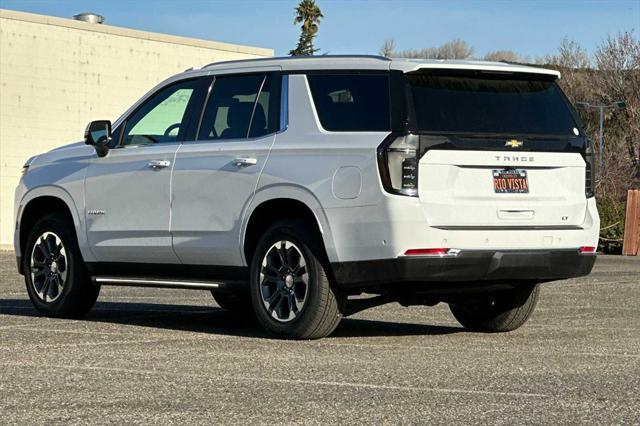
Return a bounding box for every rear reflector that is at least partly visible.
[404,248,458,257]
[578,246,596,254]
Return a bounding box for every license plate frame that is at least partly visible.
[492,169,529,194]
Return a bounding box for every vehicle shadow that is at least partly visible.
[0,298,462,338]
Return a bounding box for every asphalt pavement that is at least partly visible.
[1,251,638,424]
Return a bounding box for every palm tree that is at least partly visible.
[289,0,323,56]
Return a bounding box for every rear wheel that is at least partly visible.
[23,213,99,318]
[449,283,539,332]
[249,220,343,339]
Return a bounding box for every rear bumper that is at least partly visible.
[331,249,596,290]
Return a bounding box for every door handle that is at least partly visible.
[148,160,171,169]
[234,157,257,167]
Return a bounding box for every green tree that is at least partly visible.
[289,0,323,56]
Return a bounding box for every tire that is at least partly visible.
[210,289,253,314]
[23,213,99,318]
[449,283,540,333]
[249,220,343,339]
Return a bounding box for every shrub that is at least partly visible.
[597,196,626,253]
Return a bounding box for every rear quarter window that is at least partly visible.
[307,74,390,132]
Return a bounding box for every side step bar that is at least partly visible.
[92,276,222,290]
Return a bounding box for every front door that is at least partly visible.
[85,78,207,263]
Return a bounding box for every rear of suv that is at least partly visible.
[14,56,599,339]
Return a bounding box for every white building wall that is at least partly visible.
[0,9,273,246]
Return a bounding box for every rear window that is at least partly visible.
[307,74,390,131]
[408,73,578,136]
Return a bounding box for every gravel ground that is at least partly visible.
[0,251,638,424]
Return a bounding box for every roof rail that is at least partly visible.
[203,54,391,69]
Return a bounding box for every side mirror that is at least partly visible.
[84,120,112,157]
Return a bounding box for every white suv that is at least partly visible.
[14,56,599,339]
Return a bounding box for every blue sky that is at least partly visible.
[1,0,638,58]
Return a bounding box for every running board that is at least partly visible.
[92,276,223,290]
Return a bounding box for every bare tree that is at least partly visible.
[391,39,474,60]
[437,39,474,59]
[379,39,395,57]
[483,50,521,63]
[544,37,591,69]
[393,47,435,59]
[542,38,593,108]
[593,31,640,186]
[543,33,639,199]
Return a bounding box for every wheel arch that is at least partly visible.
[241,185,336,266]
[17,186,86,272]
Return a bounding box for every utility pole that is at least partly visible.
[576,101,626,181]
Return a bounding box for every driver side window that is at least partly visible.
[122,79,200,146]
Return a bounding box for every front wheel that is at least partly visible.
[449,283,540,332]
[23,213,99,318]
[249,220,343,339]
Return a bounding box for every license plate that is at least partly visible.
[493,169,529,193]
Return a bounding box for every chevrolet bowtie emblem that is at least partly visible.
[505,139,524,148]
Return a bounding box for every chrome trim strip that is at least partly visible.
[93,277,220,290]
[431,225,584,231]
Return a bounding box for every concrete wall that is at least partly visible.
[0,9,273,247]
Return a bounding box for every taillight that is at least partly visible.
[377,134,420,196]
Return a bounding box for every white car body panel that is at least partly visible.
[171,134,276,265]
[418,150,588,228]
[14,143,95,261]
[84,143,179,263]
[322,194,599,263]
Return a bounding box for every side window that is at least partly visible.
[250,76,275,138]
[198,74,277,141]
[307,74,390,131]
[122,79,200,146]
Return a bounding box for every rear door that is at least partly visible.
[171,72,281,266]
[407,71,589,229]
